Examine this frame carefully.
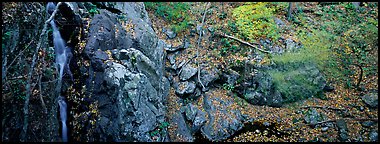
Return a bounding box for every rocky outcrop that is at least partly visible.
[77,3,169,141]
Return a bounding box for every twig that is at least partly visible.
[178,55,197,75]
[38,75,48,114]
[21,2,62,141]
[301,105,345,111]
[6,40,34,74]
[216,32,271,54]
[196,2,210,91]
[308,118,378,126]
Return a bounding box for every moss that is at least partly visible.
[232,2,281,42]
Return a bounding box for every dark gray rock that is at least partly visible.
[163,28,176,39]
[192,109,206,132]
[172,111,194,141]
[369,130,378,142]
[200,93,244,141]
[118,49,128,60]
[179,65,197,81]
[361,121,375,128]
[222,69,240,85]
[184,103,198,121]
[199,68,220,87]
[175,81,196,95]
[362,92,378,108]
[81,3,169,141]
[167,53,176,65]
[304,108,322,126]
[336,119,349,142]
[242,72,283,107]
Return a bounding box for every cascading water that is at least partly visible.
[47,2,70,142]
[58,96,68,142]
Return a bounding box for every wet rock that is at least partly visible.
[179,65,198,81]
[362,92,378,108]
[369,130,378,142]
[175,81,196,95]
[321,127,329,132]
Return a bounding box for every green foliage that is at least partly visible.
[218,12,227,19]
[145,2,190,33]
[223,83,235,91]
[271,29,334,72]
[232,2,281,42]
[268,63,324,103]
[316,2,378,87]
[150,121,170,137]
[88,4,99,16]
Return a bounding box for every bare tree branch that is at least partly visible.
[308,118,378,126]
[301,105,345,111]
[196,2,210,91]
[216,32,272,54]
[20,2,62,141]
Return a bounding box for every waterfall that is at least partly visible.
[48,3,70,141]
[50,20,67,81]
[58,96,68,142]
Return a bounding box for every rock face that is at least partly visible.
[81,3,169,141]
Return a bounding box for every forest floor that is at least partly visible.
[146,2,378,142]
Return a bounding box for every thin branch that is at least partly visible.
[21,2,62,141]
[301,105,345,111]
[6,40,34,74]
[38,75,48,114]
[196,2,210,91]
[178,55,197,75]
[308,118,378,126]
[216,32,271,54]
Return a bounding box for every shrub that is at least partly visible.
[145,2,191,33]
[232,2,281,42]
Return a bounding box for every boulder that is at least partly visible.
[362,92,378,108]
[175,81,196,95]
[179,65,197,81]
[242,72,283,107]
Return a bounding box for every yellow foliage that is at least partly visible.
[232,2,280,42]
